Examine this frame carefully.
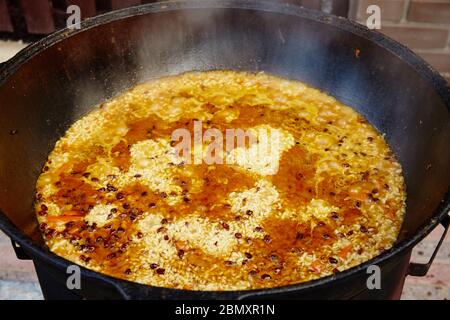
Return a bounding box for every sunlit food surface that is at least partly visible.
[35,71,405,291]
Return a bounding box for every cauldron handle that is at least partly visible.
[408,214,450,277]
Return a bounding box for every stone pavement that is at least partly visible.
[0,40,448,300]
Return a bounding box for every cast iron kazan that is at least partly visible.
[0,0,449,300]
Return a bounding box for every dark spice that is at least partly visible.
[331,212,339,220]
[224,260,234,266]
[65,221,74,229]
[157,227,167,233]
[80,255,91,263]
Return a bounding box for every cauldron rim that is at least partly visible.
[0,0,449,299]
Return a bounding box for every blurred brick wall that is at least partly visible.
[350,0,450,83]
